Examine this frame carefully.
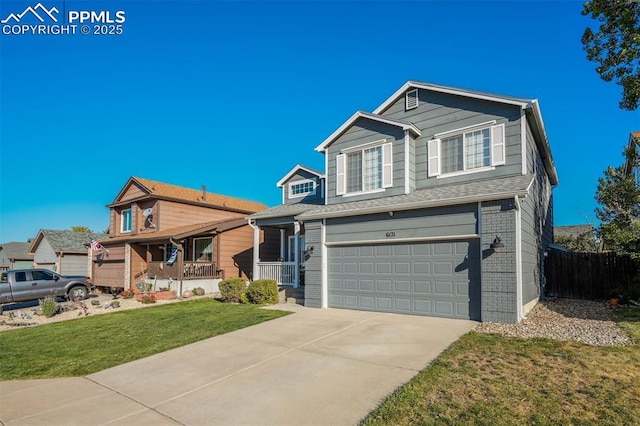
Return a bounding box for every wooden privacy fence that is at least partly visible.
[544,250,638,300]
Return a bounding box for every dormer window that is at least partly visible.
[289,179,316,198]
[121,209,132,233]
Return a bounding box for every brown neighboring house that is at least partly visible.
[92,177,276,294]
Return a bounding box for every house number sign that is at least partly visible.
[385,232,395,238]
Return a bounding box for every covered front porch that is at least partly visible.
[250,219,307,288]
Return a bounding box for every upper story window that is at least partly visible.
[428,122,505,178]
[336,141,392,196]
[289,179,316,198]
[121,209,132,233]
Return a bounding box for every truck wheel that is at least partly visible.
[68,286,88,301]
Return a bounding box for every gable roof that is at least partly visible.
[315,111,422,152]
[276,165,325,188]
[98,217,248,244]
[0,242,34,260]
[370,80,558,185]
[109,177,268,214]
[30,230,109,254]
[372,81,532,115]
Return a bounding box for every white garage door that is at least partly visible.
[328,240,480,320]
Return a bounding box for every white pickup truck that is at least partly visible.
[0,269,92,312]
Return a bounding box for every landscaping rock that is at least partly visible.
[475,298,632,346]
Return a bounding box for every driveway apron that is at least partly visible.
[0,305,476,425]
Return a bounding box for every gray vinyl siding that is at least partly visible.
[60,254,89,276]
[283,170,324,205]
[408,136,416,192]
[326,120,406,204]
[325,204,478,244]
[520,126,553,306]
[380,90,524,189]
[303,220,322,308]
[33,239,57,265]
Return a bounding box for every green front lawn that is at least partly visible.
[362,308,640,425]
[0,298,290,380]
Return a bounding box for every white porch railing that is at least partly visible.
[258,262,296,285]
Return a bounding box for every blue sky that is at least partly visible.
[0,0,638,243]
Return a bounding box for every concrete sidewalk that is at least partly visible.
[0,305,476,425]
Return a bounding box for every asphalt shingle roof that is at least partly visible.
[114,177,268,214]
[39,230,108,253]
[0,242,33,260]
[250,175,534,221]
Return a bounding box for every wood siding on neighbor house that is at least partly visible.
[119,181,147,202]
[155,200,244,230]
[92,244,126,288]
[217,226,254,279]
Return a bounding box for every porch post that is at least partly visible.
[294,221,300,288]
[280,229,286,260]
[250,221,260,280]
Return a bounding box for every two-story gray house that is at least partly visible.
[248,81,557,323]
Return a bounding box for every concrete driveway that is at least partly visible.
[0,305,476,425]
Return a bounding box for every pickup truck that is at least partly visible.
[0,269,93,312]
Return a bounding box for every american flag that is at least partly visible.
[90,239,105,253]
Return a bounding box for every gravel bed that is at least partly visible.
[475,298,633,346]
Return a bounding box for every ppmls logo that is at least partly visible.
[1,3,59,23]
[2,2,126,36]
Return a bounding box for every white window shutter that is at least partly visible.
[336,153,346,195]
[382,142,393,188]
[491,124,506,166]
[428,139,441,177]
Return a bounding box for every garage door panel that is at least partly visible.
[328,240,480,320]
[414,280,432,294]
[394,262,411,274]
[360,280,374,291]
[413,262,430,274]
[394,280,411,293]
[376,280,392,292]
[360,263,374,274]
[394,298,411,312]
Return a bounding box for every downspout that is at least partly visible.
[514,195,523,321]
[248,220,260,281]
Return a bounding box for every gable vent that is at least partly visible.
[405,89,419,110]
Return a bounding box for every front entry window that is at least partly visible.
[193,237,213,262]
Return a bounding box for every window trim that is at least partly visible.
[288,179,316,199]
[336,140,392,196]
[428,122,506,179]
[193,237,213,262]
[121,208,132,233]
